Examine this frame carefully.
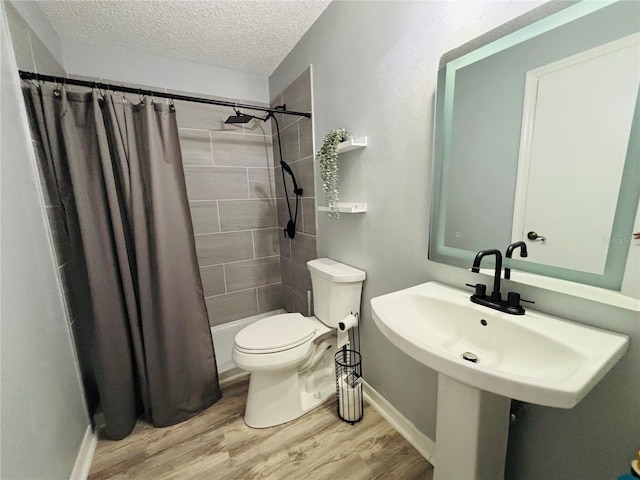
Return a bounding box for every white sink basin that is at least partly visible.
[371,281,628,408]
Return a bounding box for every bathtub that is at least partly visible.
[211,309,285,373]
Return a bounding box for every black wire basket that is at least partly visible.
[334,349,363,424]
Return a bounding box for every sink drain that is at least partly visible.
[461,352,479,363]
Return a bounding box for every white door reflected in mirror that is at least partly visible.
[512,33,639,275]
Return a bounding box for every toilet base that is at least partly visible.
[244,351,335,428]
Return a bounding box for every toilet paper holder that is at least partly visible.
[337,312,359,349]
[334,348,363,424]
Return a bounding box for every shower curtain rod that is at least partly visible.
[18,70,312,119]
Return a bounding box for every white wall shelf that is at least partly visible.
[318,202,367,214]
[318,136,368,215]
[336,136,368,154]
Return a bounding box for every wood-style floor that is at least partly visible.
[88,374,434,479]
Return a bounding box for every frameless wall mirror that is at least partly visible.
[430,0,640,304]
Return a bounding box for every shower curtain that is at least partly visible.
[23,84,221,440]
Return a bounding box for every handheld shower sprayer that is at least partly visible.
[224,107,303,239]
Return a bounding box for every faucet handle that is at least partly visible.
[466,283,487,297]
[507,292,535,307]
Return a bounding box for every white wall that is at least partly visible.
[270,2,640,479]
[61,36,269,103]
[8,0,64,67]
[1,4,90,478]
[8,0,269,103]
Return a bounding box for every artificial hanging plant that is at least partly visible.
[317,128,352,218]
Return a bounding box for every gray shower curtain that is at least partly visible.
[23,84,221,440]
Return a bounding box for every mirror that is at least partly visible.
[430,0,640,302]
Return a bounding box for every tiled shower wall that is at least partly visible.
[271,67,318,315]
[176,97,283,326]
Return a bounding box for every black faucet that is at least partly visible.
[468,248,531,315]
[471,249,502,300]
[505,241,528,280]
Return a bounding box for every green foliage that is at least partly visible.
[317,128,352,219]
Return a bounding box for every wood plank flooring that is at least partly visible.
[88,374,434,479]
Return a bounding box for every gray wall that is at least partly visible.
[269,1,640,479]
[1,3,90,478]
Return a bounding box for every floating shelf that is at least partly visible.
[336,136,368,154]
[318,202,367,213]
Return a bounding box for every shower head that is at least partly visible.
[224,113,253,124]
[224,109,254,124]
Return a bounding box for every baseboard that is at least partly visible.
[219,368,249,385]
[70,424,97,480]
[362,379,436,466]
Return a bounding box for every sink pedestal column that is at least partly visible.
[434,374,511,480]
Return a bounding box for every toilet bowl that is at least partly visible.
[232,258,366,428]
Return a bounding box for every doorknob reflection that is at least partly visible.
[527,231,546,242]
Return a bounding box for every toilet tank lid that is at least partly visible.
[307,258,366,282]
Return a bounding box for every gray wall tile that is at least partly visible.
[212,132,273,168]
[225,256,281,292]
[173,89,283,325]
[258,284,283,313]
[242,119,272,137]
[205,289,258,326]
[299,118,314,159]
[292,290,310,317]
[218,199,277,231]
[184,166,248,201]
[281,257,312,299]
[179,129,213,166]
[195,231,254,266]
[283,68,311,103]
[285,96,312,126]
[279,122,299,163]
[281,285,295,313]
[291,233,317,268]
[274,165,285,199]
[269,94,285,133]
[282,68,312,127]
[190,201,220,235]
[200,265,226,297]
[277,197,291,228]
[254,228,280,258]
[289,157,315,197]
[278,233,291,259]
[174,100,243,132]
[302,198,317,236]
[248,168,276,199]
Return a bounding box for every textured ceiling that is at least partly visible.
[35,0,331,75]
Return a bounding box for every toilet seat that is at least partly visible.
[234,313,320,354]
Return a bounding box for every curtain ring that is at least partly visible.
[138,88,144,105]
[169,98,175,112]
[53,78,61,97]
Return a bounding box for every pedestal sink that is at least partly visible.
[371,282,628,480]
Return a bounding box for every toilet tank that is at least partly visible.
[307,258,366,328]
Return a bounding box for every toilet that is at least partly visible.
[232,257,366,428]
